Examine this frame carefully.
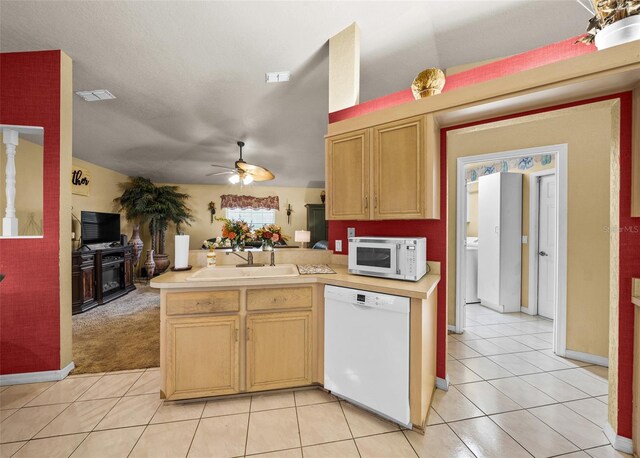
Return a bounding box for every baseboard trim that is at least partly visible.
[436,375,449,391]
[604,422,633,454]
[0,362,75,386]
[447,325,457,332]
[565,349,609,367]
[520,306,535,316]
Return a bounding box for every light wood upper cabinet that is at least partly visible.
[326,129,370,220]
[325,115,439,221]
[373,116,425,219]
[246,311,312,391]
[165,315,239,400]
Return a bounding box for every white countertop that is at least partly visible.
[151,264,439,300]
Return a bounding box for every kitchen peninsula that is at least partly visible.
[151,255,440,430]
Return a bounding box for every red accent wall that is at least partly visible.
[328,93,637,436]
[615,92,637,439]
[328,36,596,124]
[0,51,62,374]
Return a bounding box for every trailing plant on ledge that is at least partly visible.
[578,0,640,44]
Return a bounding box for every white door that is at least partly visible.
[477,174,501,307]
[537,174,556,319]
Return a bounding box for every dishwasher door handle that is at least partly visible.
[350,302,375,310]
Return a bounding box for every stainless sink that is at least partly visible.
[185,264,299,281]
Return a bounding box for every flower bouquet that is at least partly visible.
[202,237,224,251]
[254,224,287,251]
[217,217,253,251]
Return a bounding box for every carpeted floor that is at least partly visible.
[72,285,160,374]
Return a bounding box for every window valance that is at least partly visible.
[220,194,280,210]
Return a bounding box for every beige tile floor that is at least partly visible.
[0,304,631,457]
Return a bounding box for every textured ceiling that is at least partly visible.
[0,1,590,187]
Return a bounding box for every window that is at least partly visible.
[226,208,276,230]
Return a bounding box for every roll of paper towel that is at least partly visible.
[174,235,190,269]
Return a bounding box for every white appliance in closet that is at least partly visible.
[477,172,522,313]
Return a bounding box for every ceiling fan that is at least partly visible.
[206,141,275,185]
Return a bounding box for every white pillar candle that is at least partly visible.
[174,234,190,268]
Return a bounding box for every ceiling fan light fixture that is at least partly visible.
[228,173,240,184]
[242,174,254,185]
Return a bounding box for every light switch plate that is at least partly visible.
[522,235,528,244]
[347,227,356,238]
[335,240,342,252]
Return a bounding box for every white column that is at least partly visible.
[3,128,19,236]
[328,22,360,113]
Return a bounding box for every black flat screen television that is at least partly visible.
[81,211,121,245]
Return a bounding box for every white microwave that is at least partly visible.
[348,237,427,282]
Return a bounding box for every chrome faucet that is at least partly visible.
[226,250,264,267]
[270,251,276,267]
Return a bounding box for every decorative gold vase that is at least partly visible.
[411,68,446,99]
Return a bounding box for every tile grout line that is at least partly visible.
[399,429,422,457]
[243,395,252,456]
[525,402,610,451]
[293,397,303,452]
[125,393,164,457]
[337,400,361,458]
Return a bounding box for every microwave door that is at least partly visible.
[352,243,398,275]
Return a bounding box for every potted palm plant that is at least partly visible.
[578,0,640,49]
[114,176,156,272]
[148,184,193,274]
[115,178,193,276]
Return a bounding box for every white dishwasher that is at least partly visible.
[324,285,410,427]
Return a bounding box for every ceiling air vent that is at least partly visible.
[265,71,290,83]
[75,90,116,101]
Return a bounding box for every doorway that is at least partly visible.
[455,144,568,357]
[531,171,557,320]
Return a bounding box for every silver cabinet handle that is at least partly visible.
[364,196,368,209]
[374,196,378,208]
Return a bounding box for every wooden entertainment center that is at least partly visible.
[71,245,136,314]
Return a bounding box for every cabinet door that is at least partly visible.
[372,116,426,219]
[124,257,133,286]
[81,268,95,303]
[247,311,312,391]
[326,130,370,220]
[165,315,240,400]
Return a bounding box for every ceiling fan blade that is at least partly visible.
[206,170,235,177]
[209,164,235,170]
[236,162,275,181]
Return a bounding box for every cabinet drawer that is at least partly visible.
[247,287,313,311]
[166,290,240,315]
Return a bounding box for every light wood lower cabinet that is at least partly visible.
[246,311,312,391]
[161,286,316,401]
[165,315,240,400]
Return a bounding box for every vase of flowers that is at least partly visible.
[255,224,286,251]
[217,217,252,251]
